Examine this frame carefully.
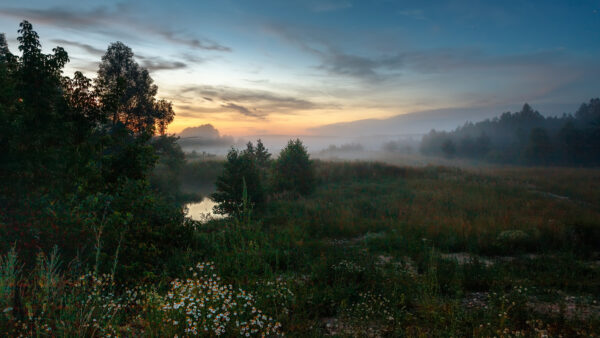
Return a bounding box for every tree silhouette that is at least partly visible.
[441,139,456,158]
[255,139,271,168]
[211,147,265,216]
[0,21,188,279]
[95,42,174,135]
[419,100,600,166]
[272,139,315,196]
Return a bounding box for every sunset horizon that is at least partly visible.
[2,0,599,137]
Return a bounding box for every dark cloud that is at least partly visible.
[50,38,189,72]
[157,31,230,51]
[316,49,569,81]
[182,54,208,64]
[0,6,110,28]
[318,51,381,79]
[0,5,231,52]
[221,103,266,119]
[52,39,105,56]
[180,85,319,112]
[138,57,187,71]
[262,23,391,81]
[265,23,586,84]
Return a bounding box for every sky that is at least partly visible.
[1,0,600,137]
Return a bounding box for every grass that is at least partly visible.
[2,161,600,336]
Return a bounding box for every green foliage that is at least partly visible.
[0,21,192,282]
[94,42,174,135]
[272,139,315,196]
[255,138,272,168]
[211,147,265,216]
[150,135,186,200]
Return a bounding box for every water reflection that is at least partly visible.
[185,198,225,222]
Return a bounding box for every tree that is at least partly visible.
[94,42,174,135]
[0,21,189,281]
[150,135,186,199]
[0,33,16,156]
[272,139,315,196]
[255,139,271,168]
[441,139,456,158]
[1,21,73,191]
[524,128,551,164]
[245,141,255,155]
[558,121,584,165]
[211,148,265,216]
[475,132,491,158]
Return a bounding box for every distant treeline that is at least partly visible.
[420,99,600,166]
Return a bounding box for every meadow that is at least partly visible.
[2,160,599,336]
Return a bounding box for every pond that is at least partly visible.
[185,198,225,222]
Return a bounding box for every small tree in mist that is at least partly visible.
[272,139,315,196]
[211,147,265,216]
[255,139,271,168]
[441,139,456,158]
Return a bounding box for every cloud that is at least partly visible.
[263,21,585,84]
[179,123,221,139]
[180,85,319,114]
[182,54,208,64]
[264,23,585,83]
[0,5,231,52]
[137,56,187,71]
[178,124,235,147]
[0,6,110,28]
[221,103,266,119]
[51,39,105,56]
[318,51,383,80]
[157,31,230,51]
[262,23,395,81]
[50,38,189,72]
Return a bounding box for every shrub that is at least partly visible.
[272,139,315,196]
[212,147,265,216]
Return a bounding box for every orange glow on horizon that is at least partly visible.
[166,106,413,137]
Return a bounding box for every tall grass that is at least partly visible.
[2,162,599,336]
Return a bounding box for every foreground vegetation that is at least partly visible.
[3,162,600,336]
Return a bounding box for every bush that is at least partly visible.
[272,139,315,196]
[211,147,265,216]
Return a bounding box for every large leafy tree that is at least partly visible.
[0,21,78,192]
[94,42,174,135]
[0,21,190,280]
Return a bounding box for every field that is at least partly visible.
[2,161,600,336]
